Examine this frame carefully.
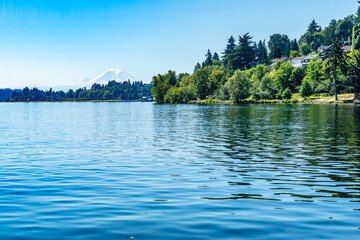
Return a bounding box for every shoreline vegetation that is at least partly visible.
[189,93,358,105]
[4,80,153,103]
[151,5,360,105]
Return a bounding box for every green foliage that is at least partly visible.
[181,74,195,87]
[290,50,301,59]
[304,57,326,93]
[152,74,166,103]
[256,39,268,62]
[151,70,177,103]
[0,89,14,102]
[290,39,299,51]
[268,34,291,58]
[272,62,294,90]
[353,23,360,50]
[300,80,313,98]
[253,74,277,100]
[349,51,360,98]
[325,39,349,100]
[213,52,220,61]
[289,67,306,92]
[229,33,256,70]
[273,47,282,59]
[299,20,326,52]
[194,69,210,99]
[335,15,354,42]
[194,62,201,73]
[308,19,322,34]
[149,5,360,104]
[166,70,177,86]
[275,89,283,99]
[281,88,292,99]
[164,86,196,104]
[249,64,269,90]
[222,36,236,67]
[226,70,251,103]
[300,43,311,55]
[209,70,225,92]
[204,49,213,66]
[216,84,230,100]
[323,19,338,46]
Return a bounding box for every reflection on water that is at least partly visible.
[0,103,360,239]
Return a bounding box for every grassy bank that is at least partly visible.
[189,93,358,104]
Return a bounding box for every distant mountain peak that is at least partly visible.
[81,68,137,87]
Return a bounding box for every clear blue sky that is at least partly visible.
[0,0,357,88]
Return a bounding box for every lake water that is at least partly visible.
[0,102,360,239]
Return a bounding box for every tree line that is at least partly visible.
[0,89,14,102]
[6,80,153,102]
[151,2,360,103]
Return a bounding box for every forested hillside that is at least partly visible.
[152,3,360,103]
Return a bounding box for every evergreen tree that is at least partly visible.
[261,40,268,63]
[255,40,262,59]
[355,0,360,24]
[325,39,348,100]
[353,23,360,50]
[323,19,338,45]
[290,39,299,51]
[349,51,360,99]
[336,15,354,42]
[194,62,201,72]
[273,47,282,59]
[299,20,324,50]
[308,19,321,34]
[213,52,220,61]
[256,40,268,62]
[222,36,236,57]
[222,36,236,67]
[268,34,291,59]
[204,49,213,66]
[231,33,255,70]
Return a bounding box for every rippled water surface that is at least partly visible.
[1,102,360,239]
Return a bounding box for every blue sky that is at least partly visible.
[0,0,357,88]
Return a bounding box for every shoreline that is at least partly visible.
[2,99,155,103]
[190,93,359,105]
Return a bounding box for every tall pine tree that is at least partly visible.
[230,33,255,70]
[308,19,321,34]
[204,49,213,66]
[290,39,299,51]
[213,52,220,61]
[222,36,236,67]
[256,39,268,62]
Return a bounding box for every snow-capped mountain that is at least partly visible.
[46,68,138,91]
[80,68,137,88]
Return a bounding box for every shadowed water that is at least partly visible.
[0,102,360,239]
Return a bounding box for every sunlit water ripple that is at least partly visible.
[0,102,360,239]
